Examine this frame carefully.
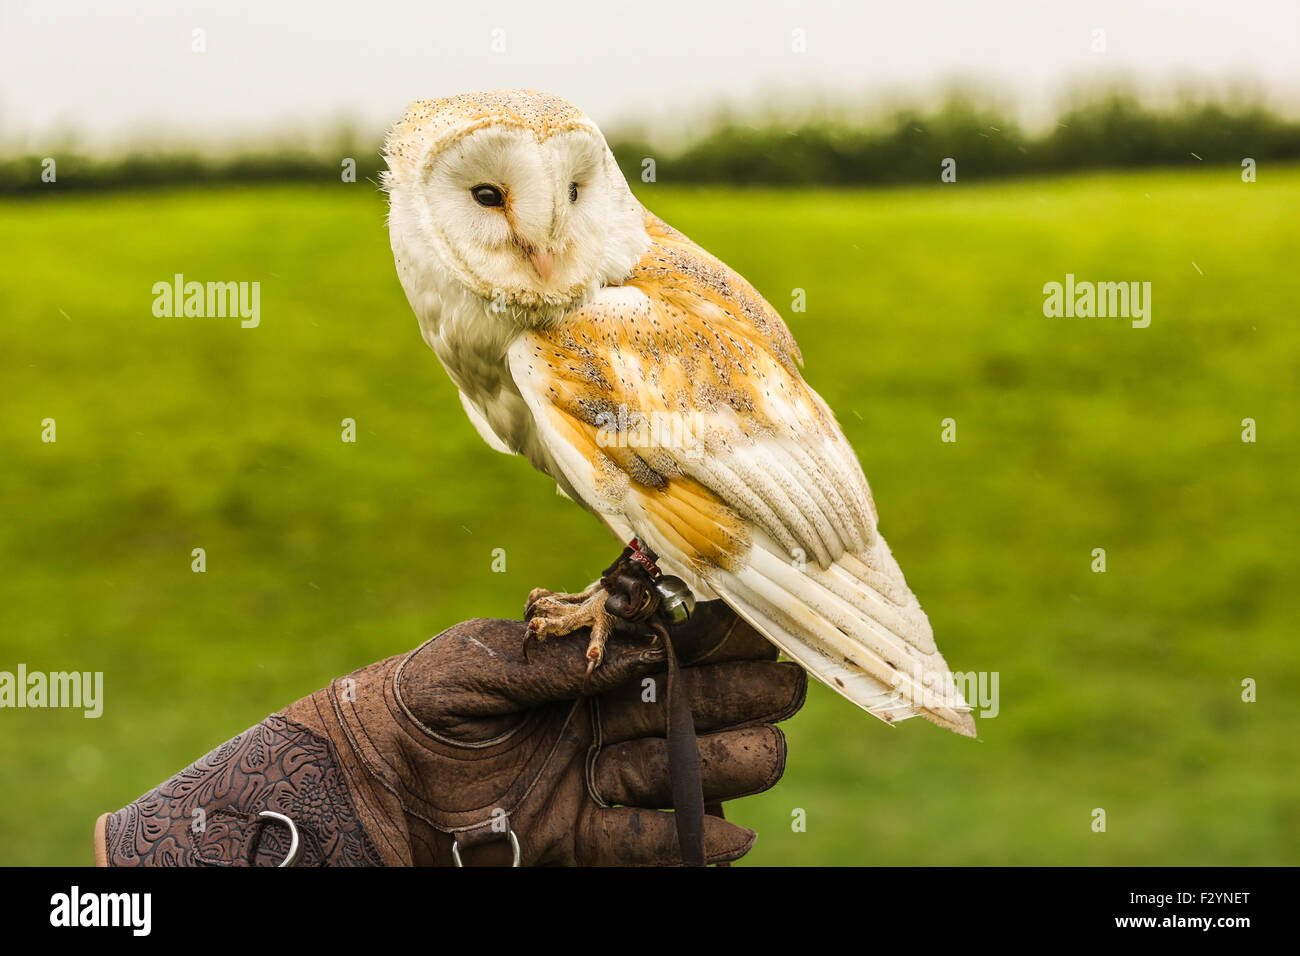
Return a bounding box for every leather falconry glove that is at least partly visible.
[94,594,806,867]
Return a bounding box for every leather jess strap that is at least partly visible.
[658,622,706,867]
[601,544,707,868]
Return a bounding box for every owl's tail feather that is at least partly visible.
[712,533,977,737]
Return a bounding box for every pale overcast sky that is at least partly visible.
[1,0,1296,151]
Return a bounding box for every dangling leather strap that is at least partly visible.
[601,542,709,867]
[653,620,705,867]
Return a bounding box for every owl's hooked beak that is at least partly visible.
[527,248,555,281]
[514,231,556,282]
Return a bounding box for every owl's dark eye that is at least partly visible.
[568,182,578,203]
[471,184,504,207]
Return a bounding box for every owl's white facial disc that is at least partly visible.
[390,120,647,314]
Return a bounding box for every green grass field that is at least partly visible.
[2,167,1297,865]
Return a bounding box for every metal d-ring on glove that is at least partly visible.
[451,827,521,867]
[256,811,301,868]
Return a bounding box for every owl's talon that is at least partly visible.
[581,639,605,691]
[524,587,552,621]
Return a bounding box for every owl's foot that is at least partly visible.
[523,585,614,679]
[523,540,668,680]
[524,581,600,620]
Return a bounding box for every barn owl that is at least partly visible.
[384,90,976,737]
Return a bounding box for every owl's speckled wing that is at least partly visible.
[508,213,975,735]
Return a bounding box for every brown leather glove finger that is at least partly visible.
[578,807,756,866]
[594,724,787,807]
[396,616,667,739]
[596,659,806,744]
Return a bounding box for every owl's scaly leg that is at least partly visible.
[524,587,614,678]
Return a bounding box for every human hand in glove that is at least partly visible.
[95,602,806,867]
